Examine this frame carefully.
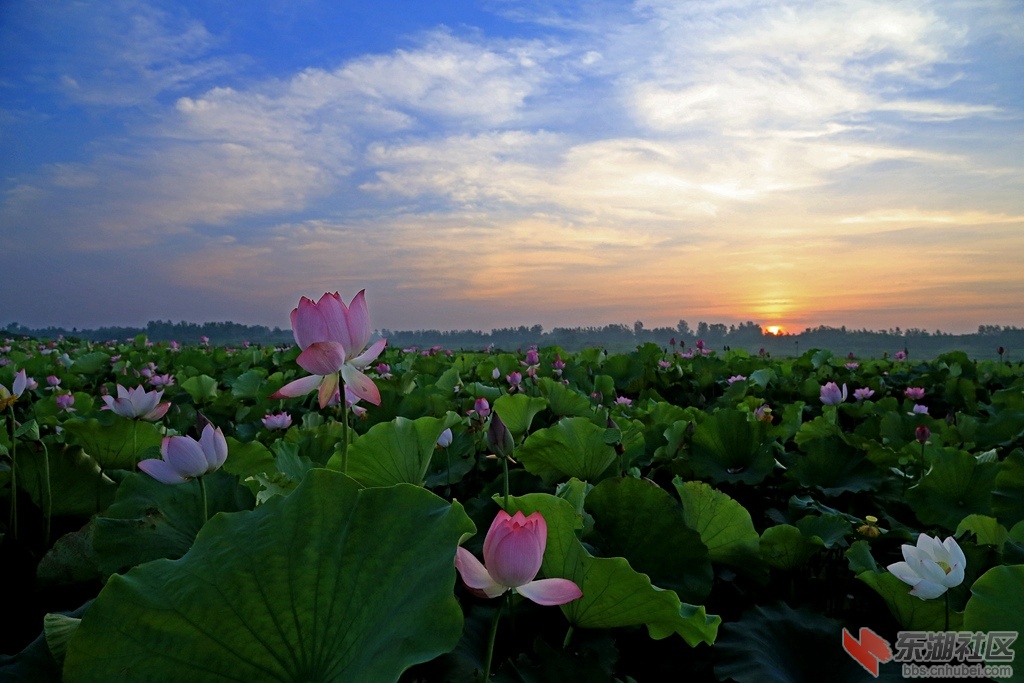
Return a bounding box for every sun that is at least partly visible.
[765,325,785,335]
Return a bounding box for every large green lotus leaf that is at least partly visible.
[230,368,266,399]
[64,470,474,682]
[516,417,618,485]
[855,570,963,632]
[714,602,905,683]
[955,514,1008,548]
[964,565,1024,678]
[786,437,885,496]
[91,470,254,576]
[760,524,821,570]
[537,377,593,418]
[180,374,219,403]
[672,478,762,571]
[14,445,116,517]
[689,409,775,485]
[333,413,461,487]
[69,351,112,375]
[501,492,719,646]
[493,393,549,441]
[993,448,1024,528]
[62,415,163,470]
[284,420,346,466]
[906,447,998,531]
[220,437,276,479]
[584,477,712,603]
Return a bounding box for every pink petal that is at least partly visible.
[344,290,372,357]
[162,436,209,479]
[297,341,347,376]
[141,402,171,422]
[350,338,387,369]
[516,578,582,606]
[454,547,506,598]
[317,292,355,354]
[318,372,340,408]
[485,514,545,588]
[292,296,329,350]
[269,374,324,399]
[138,458,189,485]
[341,365,381,406]
[199,425,228,472]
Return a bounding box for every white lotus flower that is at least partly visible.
[887,533,966,599]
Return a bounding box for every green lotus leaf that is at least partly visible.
[714,602,904,683]
[13,445,116,517]
[787,437,885,496]
[516,417,618,485]
[689,409,776,485]
[333,413,462,487]
[230,368,266,399]
[501,492,719,646]
[64,470,474,682]
[180,374,219,403]
[993,448,1024,528]
[493,393,549,441]
[672,478,762,570]
[855,570,964,632]
[760,524,820,570]
[62,415,163,470]
[91,470,255,576]
[955,514,1008,548]
[963,564,1024,677]
[584,477,712,603]
[795,513,851,549]
[906,447,998,531]
[537,377,593,418]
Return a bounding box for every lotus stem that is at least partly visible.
[340,378,350,475]
[41,439,51,547]
[198,476,208,524]
[7,406,16,541]
[563,625,574,650]
[482,594,507,680]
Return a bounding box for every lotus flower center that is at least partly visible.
[937,561,951,574]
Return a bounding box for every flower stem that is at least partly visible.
[944,591,949,632]
[7,406,16,541]
[502,456,509,509]
[132,420,139,467]
[563,625,574,650]
[198,476,208,524]
[41,439,51,547]
[482,594,507,680]
[340,376,349,474]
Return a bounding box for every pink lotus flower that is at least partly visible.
[455,510,582,606]
[853,387,875,402]
[262,412,293,430]
[904,387,926,400]
[139,425,228,485]
[468,397,491,420]
[102,384,171,421]
[56,393,76,413]
[270,290,387,408]
[149,373,175,388]
[727,374,746,384]
[819,382,848,406]
[506,371,522,391]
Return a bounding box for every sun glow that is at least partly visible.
[765,325,785,335]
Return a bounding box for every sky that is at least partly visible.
[1,0,1022,336]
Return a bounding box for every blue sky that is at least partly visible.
[2,0,1022,335]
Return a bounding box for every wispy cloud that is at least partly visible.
[1,0,1021,333]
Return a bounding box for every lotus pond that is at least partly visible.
[2,308,1023,681]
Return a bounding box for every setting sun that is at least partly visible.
[765,325,785,335]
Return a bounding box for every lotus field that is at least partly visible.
[2,291,1024,682]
